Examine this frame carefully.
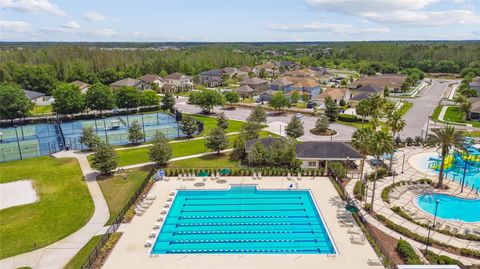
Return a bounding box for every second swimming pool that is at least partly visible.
[151,185,336,254]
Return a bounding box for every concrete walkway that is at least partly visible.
[0,151,110,269]
[346,147,480,265]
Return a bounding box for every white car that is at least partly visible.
[295,113,304,118]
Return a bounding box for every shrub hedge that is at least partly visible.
[396,239,422,265]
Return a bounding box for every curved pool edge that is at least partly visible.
[413,193,480,224]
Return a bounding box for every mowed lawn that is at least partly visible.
[97,166,152,224]
[116,131,275,167]
[444,106,480,127]
[168,153,239,168]
[0,157,94,259]
[191,114,245,136]
[64,235,102,269]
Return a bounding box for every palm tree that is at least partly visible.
[369,130,394,212]
[386,110,406,173]
[426,126,464,188]
[352,127,374,181]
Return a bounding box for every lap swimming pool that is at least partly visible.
[151,185,336,254]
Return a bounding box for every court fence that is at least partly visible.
[80,167,156,269]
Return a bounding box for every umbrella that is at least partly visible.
[219,168,231,175]
[198,171,209,177]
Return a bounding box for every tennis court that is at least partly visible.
[61,113,183,150]
[0,124,62,162]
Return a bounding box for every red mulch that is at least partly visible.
[368,225,405,266]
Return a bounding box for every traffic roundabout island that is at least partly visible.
[309,128,338,136]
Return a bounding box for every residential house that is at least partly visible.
[348,85,383,107]
[285,90,310,102]
[222,67,239,78]
[198,69,225,87]
[284,69,314,78]
[240,77,269,93]
[70,80,90,93]
[468,97,480,121]
[270,77,294,91]
[311,87,350,108]
[245,138,363,170]
[234,85,255,99]
[162,72,194,93]
[469,77,480,95]
[348,74,407,93]
[308,67,333,84]
[286,77,322,97]
[110,78,146,91]
[258,89,278,102]
[238,66,256,78]
[255,62,277,76]
[277,61,300,71]
[23,90,52,105]
[139,74,163,90]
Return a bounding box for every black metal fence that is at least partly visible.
[80,168,156,269]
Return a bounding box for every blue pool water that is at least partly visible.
[151,185,336,254]
[416,193,480,223]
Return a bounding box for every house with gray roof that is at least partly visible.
[23,90,52,105]
[110,78,147,91]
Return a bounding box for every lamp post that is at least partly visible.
[103,118,108,143]
[425,199,440,254]
[364,182,369,208]
[401,153,406,174]
[425,116,431,140]
[141,113,146,143]
[461,154,468,193]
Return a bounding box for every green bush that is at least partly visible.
[338,114,358,122]
[366,167,388,181]
[353,180,365,200]
[396,239,423,265]
[425,250,462,266]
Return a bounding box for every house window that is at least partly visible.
[308,161,317,167]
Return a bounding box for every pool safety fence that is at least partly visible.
[80,167,155,269]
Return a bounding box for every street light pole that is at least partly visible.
[425,116,431,140]
[461,153,468,193]
[425,199,439,254]
[401,153,406,174]
[141,113,146,143]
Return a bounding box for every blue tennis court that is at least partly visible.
[151,185,336,254]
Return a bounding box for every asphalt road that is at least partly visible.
[174,97,356,141]
[399,79,451,139]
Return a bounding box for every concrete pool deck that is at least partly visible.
[103,177,383,269]
[0,180,37,210]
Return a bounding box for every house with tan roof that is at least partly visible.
[348,74,407,92]
[255,62,277,76]
[70,80,90,93]
[240,77,269,92]
[284,69,314,78]
[110,78,146,91]
[286,77,322,96]
[162,72,193,93]
[270,77,295,91]
[139,74,163,90]
[311,87,350,108]
[234,85,255,99]
[468,97,480,121]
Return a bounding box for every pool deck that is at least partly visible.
[103,177,384,269]
[346,146,480,265]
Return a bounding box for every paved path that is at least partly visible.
[345,147,480,265]
[175,97,356,141]
[400,79,451,139]
[0,151,110,269]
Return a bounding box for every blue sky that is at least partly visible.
[1,0,479,42]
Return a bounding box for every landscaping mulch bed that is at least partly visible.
[309,128,337,136]
[368,224,405,265]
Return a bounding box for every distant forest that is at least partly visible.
[0,41,479,94]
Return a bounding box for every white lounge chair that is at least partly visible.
[297,172,301,181]
[257,172,262,180]
[145,195,157,201]
[350,235,365,245]
[149,230,157,238]
[145,240,153,247]
[252,172,257,180]
[153,222,161,229]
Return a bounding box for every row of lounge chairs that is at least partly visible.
[145,191,176,248]
[336,206,366,245]
[135,195,156,216]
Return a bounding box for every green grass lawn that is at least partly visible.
[443,106,480,127]
[116,131,274,167]
[431,105,442,122]
[31,105,53,115]
[64,235,102,269]
[191,114,245,136]
[168,153,239,168]
[337,119,370,129]
[97,166,151,224]
[398,101,413,116]
[0,157,94,259]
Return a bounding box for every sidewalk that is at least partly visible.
[0,151,110,269]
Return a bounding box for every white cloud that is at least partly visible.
[306,0,480,26]
[0,20,32,32]
[363,9,480,26]
[41,20,80,33]
[267,22,389,35]
[84,11,106,22]
[307,0,437,14]
[0,0,65,16]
